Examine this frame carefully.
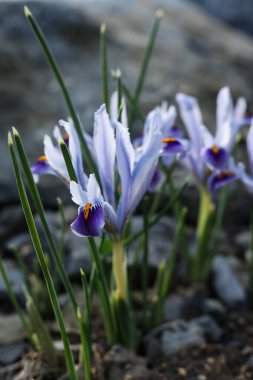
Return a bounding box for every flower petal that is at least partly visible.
[87,174,104,203]
[44,135,69,181]
[202,146,229,170]
[70,180,88,206]
[71,203,105,237]
[59,120,87,190]
[208,170,237,194]
[94,105,116,206]
[176,93,203,153]
[115,121,135,231]
[129,128,162,214]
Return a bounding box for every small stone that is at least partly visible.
[0,342,27,365]
[178,367,187,377]
[163,295,184,320]
[198,375,207,380]
[212,255,247,309]
[190,315,223,342]
[0,313,26,344]
[160,320,205,355]
[202,298,226,319]
[0,260,25,309]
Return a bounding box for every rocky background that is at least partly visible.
[2,0,253,376]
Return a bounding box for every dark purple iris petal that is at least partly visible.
[208,170,237,194]
[163,139,185,154]
[148,169,162,192]
[203,147,229,170]
[31,160,54,176]
[71,203,105,237]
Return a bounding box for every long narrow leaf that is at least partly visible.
[12,128,77,311]
[9,133,78,380]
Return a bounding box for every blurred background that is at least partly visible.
[1,0,253,209]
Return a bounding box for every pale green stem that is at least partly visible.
[112,240,128,301]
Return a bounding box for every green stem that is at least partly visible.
[88,238,117,345]
[142,197,149,330]
[112,240,128,301]
[77,308,91,380]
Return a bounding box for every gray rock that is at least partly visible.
[189,0,253,37]
[0,260,25,309]
[64,232,91,280]
[190,315,223,342]
[0,205,25,241]
[202,298,226,319]
[163,295,184,321]
[160,319,205,355]
[129,216,176,267]
[212,255,247,309]
[0,342,27,365]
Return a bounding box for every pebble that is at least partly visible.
[212,255,247,310]
[0,342,27,365]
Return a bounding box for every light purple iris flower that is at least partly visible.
[176,87,249,193]
[70,105,163,237]
[31,122,87,189]
[145,102,188,166]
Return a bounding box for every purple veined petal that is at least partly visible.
[207,170,237,194]
[110,91,128,129]
[181,147,205,182]
[129,129,162,214]
[202,145,229,170]
[148,169,162,192]
[162,137,188,154]
[94,105,116,207]
[59,119,87,190]
[71,202,105,237]
[70,180,88,206]
[115,121,135,231]
[44,135,69,181]
[31,156,56,178]
[247,119,253,175]
[176,93,203,154]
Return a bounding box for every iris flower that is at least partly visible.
[31,121,87,190]
[175,87,249,193]
[70,104,162,237]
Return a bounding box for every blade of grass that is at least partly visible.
[12,128,77,312]
[59,139,78,182]
[77,308,91,380]
[9,133,78,380]
[25,287,57,360]
[129,9,164,128]
[24,6,98,178]
[100,23,109,112]
[57,197,66,259]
